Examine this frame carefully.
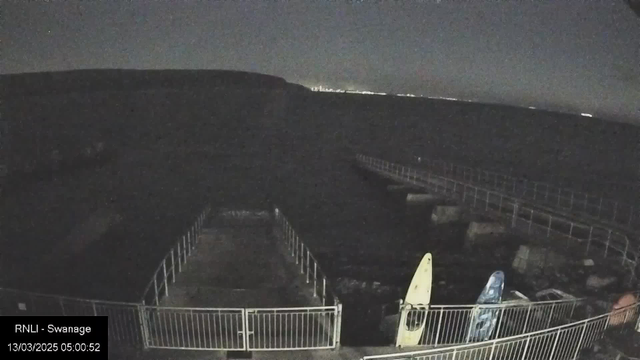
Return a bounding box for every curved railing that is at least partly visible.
[395,297,585,348]
[356,154,639,285]
[362,301,639,360]
[413,156,639,233]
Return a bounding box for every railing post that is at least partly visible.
[313,262,317,297]
[59,298,65,316]
[569,222,574,246]
[177,241,182,272]
[333,303,343,349]
[306,250,310,283]
[153,276,158,306]
[548,329,561,359]
[569,301,577,320]
[598,197,603,217]
[92,301,98,316]
[170,249,176,282]
[572,322,588,360]
[547,303,555,328]
[162,258,168,298]
[605,229,612,257]
[434,307,444,346]
[466,305,479,343]
[488,342,497,360]
[300,243,304,274]
[547,216,552,237]
[322,278,327,306]
[522,304,532,333]
[182,236,187,260]
[138,304,150,349]
[512,201,519,228]
[474,188,478,207]
[494,307,506,339]
[528,209,533,234]
[520,337,531,360]
[569,192,574,210]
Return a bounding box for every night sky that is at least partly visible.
[3,1,639,124]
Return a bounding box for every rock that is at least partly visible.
[583,259,595,266]
[586,275,617,289]
[512,245,566,275]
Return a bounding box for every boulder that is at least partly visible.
[586,275,617,289]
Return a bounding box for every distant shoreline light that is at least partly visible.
[309,86,600,119]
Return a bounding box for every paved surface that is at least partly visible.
[159,225,315,308]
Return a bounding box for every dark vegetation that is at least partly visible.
[0,69,637,345]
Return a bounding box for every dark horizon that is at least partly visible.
[3,67,639,127]
[3,1,639,125]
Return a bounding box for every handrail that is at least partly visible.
[407,297,585,309]
[413,156,639,233]
[274,207,341,307]
[356,154,639,286]
[362,301,639,360]
[140,206,211,305]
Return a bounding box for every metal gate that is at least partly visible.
[245,306,340,350]
[143,306,246,350]
[142,305,341,351]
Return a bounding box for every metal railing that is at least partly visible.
[0,205,343,352]
[356,155,639,285]
[245,306,340,350]
[414,157,640,233]
[274,207,341,308]
[396,298,584,348]
[361,302,640,360]
[138,207,342,351]
[0,287,145,348]
[143,306,246,350]
[140,207,210,306]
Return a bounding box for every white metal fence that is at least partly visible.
[143,306,246,350]
[140,207,343,351]
[244,306,340,350]
[361,302,640,360]
[414,157,640,233]
[0,206,343,352]
[140,207,210,306]
[395,298,584,348]
[356,155,639,285]
[0,287,145,349]
[274,207,341,307]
